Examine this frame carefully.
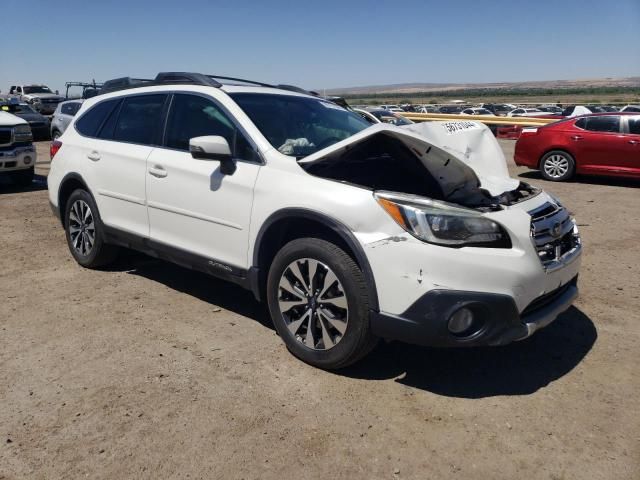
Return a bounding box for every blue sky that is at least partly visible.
[2,0,639,93]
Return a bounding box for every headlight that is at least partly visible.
[375,192,511,248]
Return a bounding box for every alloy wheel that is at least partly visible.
[277,258,349,350]
[68,199,95,256]
[543,154,570,179]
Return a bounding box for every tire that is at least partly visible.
[540,150,575,182]
[52,130,61,140]
[64,189,118,268]
[267,238,378,370]
[12,167,34,186]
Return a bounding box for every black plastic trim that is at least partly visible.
[56,172,91,227]
[253,208,379,311]
[370,278,578,348]
[102,225,256,290]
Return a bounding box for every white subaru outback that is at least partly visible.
[47,72,582,369]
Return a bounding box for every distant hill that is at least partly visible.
[325,77,640,96]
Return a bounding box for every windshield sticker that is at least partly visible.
[442,121,481,134]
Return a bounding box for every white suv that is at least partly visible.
[47,72,582,369]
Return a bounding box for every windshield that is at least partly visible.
[23,86,52,94]
[0,103,36,114]
[370,110,413,125]
[230,93,370,158]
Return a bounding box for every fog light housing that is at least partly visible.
[448,306,486,338]
[23,156,32,165]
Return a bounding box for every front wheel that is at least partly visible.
[267,238,378,369]
[540,150,575,181]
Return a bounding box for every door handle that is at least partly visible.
[629,140,639,145]
[148,165,168,178]
[570,135,583,141]
[87,151,101,161]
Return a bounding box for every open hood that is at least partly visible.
[298,122,519,198]
[402,121,519,196]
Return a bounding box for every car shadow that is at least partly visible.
[101,250,596,398]
[0,173,48,194]
[110,249,274,331]
[518,170,640,188]
[340,306,596,398]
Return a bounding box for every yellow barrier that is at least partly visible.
[400,112,558,126]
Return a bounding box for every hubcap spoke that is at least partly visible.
[307,259,320,293]
[287,309,311,335]
[304,313,316,348]
[319,270,338,299]
[318,313,335,349]
[288,261,309,295]
[321,295,347,310]
[319,308,347,335]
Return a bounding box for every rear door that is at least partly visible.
[570,115,626,174]
[145,93,261,269]
[76,94,168,237]
[618,116,640,175]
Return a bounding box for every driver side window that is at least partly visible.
[164,94,256,161]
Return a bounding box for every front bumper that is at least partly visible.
[371,276,578,347]
[0,145,37,172]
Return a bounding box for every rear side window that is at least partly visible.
[75,99,120,137]
[113,94,167,145]
[61,102,81,116]
[628,117,640,135]
[574,118,587,129]
[584,116,620,133]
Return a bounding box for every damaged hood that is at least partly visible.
[298,122,519,197]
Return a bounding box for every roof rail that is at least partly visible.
[277,84,322,97]
[206,74,274,88]
[98,71,314,97]
[100,77,153,94]
[155,72,221,87]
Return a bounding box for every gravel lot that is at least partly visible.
[1,140,639,479]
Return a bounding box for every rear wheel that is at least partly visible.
[267,238,378,369]
[64,189,118,268]
[52,130,61,140]
[540,150,575,181]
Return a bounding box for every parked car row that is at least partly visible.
[361,102,639,119]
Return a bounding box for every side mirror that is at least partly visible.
[189,135,236,175]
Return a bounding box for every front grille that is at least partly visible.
[0,128,11,145]
[529,201,581,269]
[42,98,60,104]
[29,122,45,128]
[521,277,577,316]
[2,161,17,168]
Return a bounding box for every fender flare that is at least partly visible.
[252,208,379,312]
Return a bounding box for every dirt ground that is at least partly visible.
[1,140,639,479]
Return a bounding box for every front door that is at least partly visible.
[146,93,261,270]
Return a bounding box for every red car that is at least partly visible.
[515,113,640,181]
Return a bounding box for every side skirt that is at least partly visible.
[102,226,261,300]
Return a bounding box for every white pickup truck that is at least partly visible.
[0,111,37,185]
[8,84,65,115]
